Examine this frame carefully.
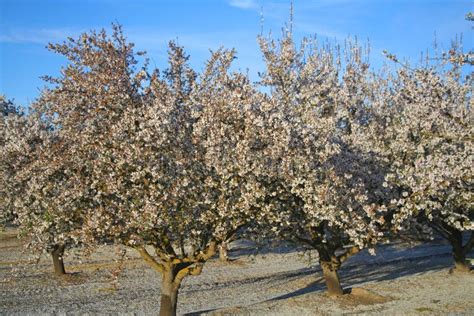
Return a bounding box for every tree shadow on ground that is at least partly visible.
[185,245,459,315]
[227,239,305,259]
[271,251,453,302]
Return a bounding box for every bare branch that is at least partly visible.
[196,240,217,261]
[337,246,360,264]
[135,246,165,274]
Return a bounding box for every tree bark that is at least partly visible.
[137,242,216,316]
[320,260,344,296]
[51,244,66,275]
[158,262,204,315]
[219,241,229,262]
[159,268,180,316]
[449,230,471,273]
[317,246,344,296]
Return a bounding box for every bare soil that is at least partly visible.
[0,228,473,315]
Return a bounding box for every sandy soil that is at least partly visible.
[1,228,473,315]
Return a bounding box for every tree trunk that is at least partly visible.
[450,230,471,273]
[317,246,344,296]
[136,243,216,316]
[219,241,229,262]
[136,244,216,316]
[159,268,180,316]
[320,260,344,296]
[51,244,66,275]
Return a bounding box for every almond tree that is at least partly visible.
[0,96,76,275]
[1,99,90,275]
[0,96,23,226]
[34,25,261,315]
[84,44,263,315]
[2,25,151,277]
[372,46,473,272]
[254,32,392,296]
[3,24,150,276]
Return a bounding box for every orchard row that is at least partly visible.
[0,24,472,316]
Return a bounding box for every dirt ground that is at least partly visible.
[1,228,473,315]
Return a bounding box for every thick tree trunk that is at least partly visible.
[320,260,344,296]
[159,270,180,316]
[136,243,216,316]
[317,245,344,296]
[219,241,229,262]
[51,244,66,275]
[450,230,471,273]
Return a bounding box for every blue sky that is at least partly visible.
[0,0,472,107]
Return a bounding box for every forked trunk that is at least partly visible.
[219,241,229,262]
[51,244,66,275]
[159,269,180,316]
[320,260,344,296]
[136,243,216,316]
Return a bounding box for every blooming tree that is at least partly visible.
[0,95,81,275]
[372,47,473,272]
[2,24,152,275]
[20,24,153,276]
[30,25,263,315]
[253,33,392,296]
[0,96,23,225]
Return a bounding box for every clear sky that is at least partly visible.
[0,0,472,107]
